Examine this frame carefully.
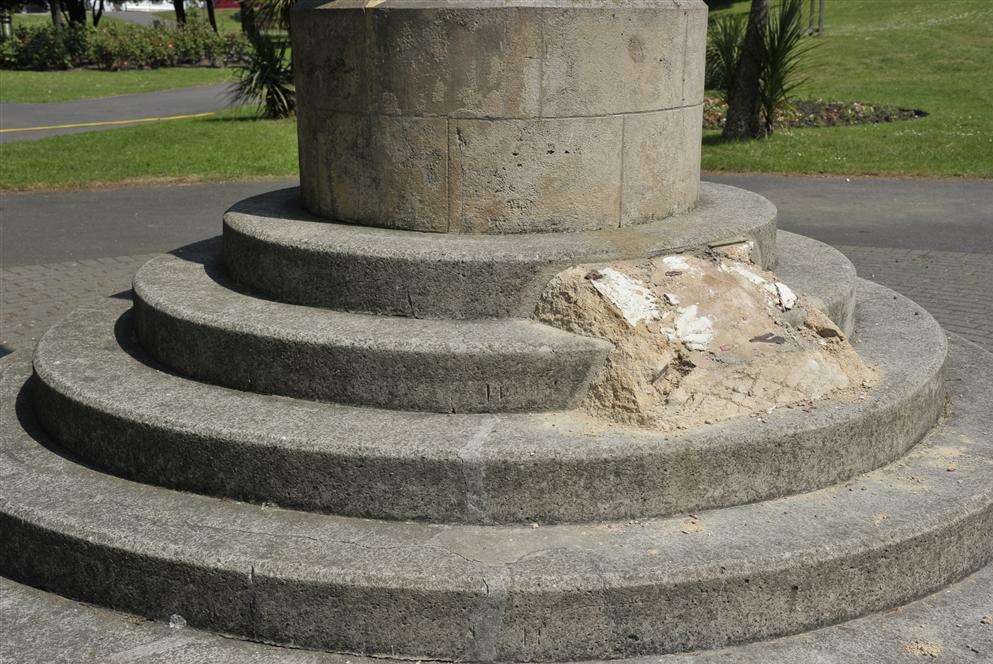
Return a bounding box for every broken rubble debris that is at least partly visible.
[534,250,878,430]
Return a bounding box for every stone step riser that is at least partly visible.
[4,563,993,664]
[32,278,946,524]
[221,183,778,319]
[131,251,612,414]
[4,330,992,660]
[5,508,990,662]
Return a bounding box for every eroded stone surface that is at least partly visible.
[535,246,878,429]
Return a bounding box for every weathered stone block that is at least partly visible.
[682,4,709,104]
[302,112,450,231]
[368,8,544,118]
[621,105,702,225]
[449,116,623,233]
[540,8,688,116]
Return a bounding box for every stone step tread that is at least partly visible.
[6,335,990,660]
[3,562,991,664]
[132,250,612,413]
[134,251,608,352]
[33,279,944,524]
[775,231,856,335]
[222,183,778,318]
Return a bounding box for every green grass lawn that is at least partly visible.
[12,11,123,28]
[702,0,993,177]
[1,67,237,103]
[3,0,990,190]
[0,108,297,190]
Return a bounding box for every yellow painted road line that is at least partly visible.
[0,112,216,134]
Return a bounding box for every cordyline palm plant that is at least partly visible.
[759,0,818,134]
[707,13,746,98]
[231,22,295,119]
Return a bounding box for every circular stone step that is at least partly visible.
[775,231,856,336]
[131,247,612,414]
[33,279,945,524]
[221,182,777,319]
[4,562,993,664]
[4,334,992,661]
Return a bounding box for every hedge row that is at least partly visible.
[1,21,250,71]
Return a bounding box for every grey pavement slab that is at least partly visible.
[709,173,993,254]
[0,83,234,143]
[1,179,294,266]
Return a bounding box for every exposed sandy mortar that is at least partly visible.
[534,244,879,430]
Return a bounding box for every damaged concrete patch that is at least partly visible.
[534,249,878,430]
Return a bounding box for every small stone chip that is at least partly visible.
[750,332,786,344]
[904,640,942,658]
[981,614,992,625]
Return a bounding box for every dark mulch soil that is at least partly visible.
[703,96,927,131]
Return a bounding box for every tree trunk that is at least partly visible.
[49,0,65,27]
[241,1,257,36]
[173,0,187,25]
[817,0,825,35]
[722,0,770,140]
[205,0,218,33]
[92,0,105,26]
[63,0,87,24]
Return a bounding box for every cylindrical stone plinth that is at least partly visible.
[291,0,707,234]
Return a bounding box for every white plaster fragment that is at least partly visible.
[590,267,662,328]
[663,292,680,306]
[661,255,691,271]
[765,282,798,310]
[673,305,715,350]
[722,262,767,286]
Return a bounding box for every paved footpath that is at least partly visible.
[0,83,232,143]
[1,174,990,361]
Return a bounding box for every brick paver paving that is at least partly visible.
[838,246,992,350]
[1,255,156,360]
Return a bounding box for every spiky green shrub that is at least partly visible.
[759,0,818,133]
[705,13,745,96]
[230,28,294,118]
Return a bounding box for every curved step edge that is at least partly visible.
[775,231,857,336]
[33,279,944,524]
[221,182,778,319]
[132,247,612,414]
[3,561,992,663]
[3,335,992,660]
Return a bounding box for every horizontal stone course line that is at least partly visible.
[3,331,991,660]
[303,101,706,122]
[31,279,945,525]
